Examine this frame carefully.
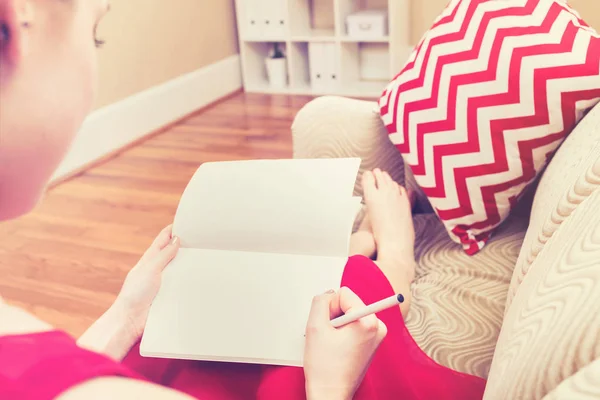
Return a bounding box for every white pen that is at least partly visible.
[330,294,404,328]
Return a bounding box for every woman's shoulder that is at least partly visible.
[0,303,193,400]
[57,377,195,400]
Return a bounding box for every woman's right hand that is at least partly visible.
[303,287,387,400]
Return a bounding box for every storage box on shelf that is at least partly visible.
[235,0,411,98]
[346,9,389,40]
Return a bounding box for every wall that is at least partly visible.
[569,0,600,30]
[95,0,239,108]
[410,0,600,44]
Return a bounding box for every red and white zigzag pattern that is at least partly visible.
[379,0,600,254]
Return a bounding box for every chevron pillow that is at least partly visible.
[379,0,600,255]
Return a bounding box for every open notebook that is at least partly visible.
[140,158,362,367]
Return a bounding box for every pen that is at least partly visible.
[330,293,404,328]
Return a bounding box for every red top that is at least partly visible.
[0,330,141,400]
[0,256,487,400]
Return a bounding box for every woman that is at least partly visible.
[0,1,486,399]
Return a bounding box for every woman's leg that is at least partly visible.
[359,169,416,317]
[348,212,377,259]
[348,170,417,262]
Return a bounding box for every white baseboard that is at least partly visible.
[52,54,242,182]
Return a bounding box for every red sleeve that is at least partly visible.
[0,331,145,400]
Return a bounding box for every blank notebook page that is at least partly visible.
[140,248,347,366]
[173,158,362,255]
[174,196,362,257]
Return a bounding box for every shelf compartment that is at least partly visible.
[340,42,390,96]
[289,42,311,90]
[242,42,291,92]
[337,0,389,37]
[289,0,336,39]
[289,40,342,95]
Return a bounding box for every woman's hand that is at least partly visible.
[113,225,180,339]
[303,287,387,400]
[78,226,180,360]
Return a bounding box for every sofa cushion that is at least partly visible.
[405,213,527,378]
[484,188,600,399]
[379,0,600,255]
[507,103,600,309]
[542,359,600,400]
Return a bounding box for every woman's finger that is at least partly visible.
[356,313,381,334]
[307,291,336,332]
[328,290,343,319]
[376,320,388,341]
[152,225,174,249]
[338,287,366,314]
[139,225,174,264]
[145,236,180,274]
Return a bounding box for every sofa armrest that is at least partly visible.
[292,96,404,194]
[541,359,600,400]
[292,96,429,217]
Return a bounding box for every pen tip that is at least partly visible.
[397,294,405,303]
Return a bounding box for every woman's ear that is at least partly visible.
[0,0,32,69]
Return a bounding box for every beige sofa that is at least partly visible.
[292,96,600,399]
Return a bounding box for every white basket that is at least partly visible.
[265,57,288,88]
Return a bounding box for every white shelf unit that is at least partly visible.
[235,0,412,98]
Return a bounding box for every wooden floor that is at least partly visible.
[0,93,315,337]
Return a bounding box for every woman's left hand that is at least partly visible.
[113,225,180,340]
